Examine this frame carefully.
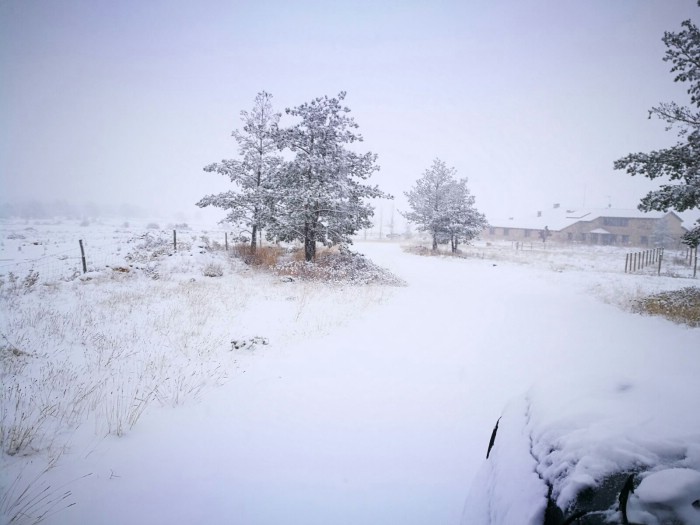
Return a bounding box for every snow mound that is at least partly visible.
[273,250,406,286]
[628,468,700,524]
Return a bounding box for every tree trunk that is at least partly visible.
[305,237,316,261]
[432,233,438,251]
[250,224,258,251]
[304,222,316,262]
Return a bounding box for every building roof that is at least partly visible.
[488,207,683,232]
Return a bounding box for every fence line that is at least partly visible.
[0,228,236,284]
[625,248,664,275]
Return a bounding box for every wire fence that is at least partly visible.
[0,227,236,285]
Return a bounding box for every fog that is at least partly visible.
[1,0,699,225]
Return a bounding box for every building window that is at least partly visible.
[503,228,510,236]
[603,217,629,227]
[589,233,599,244]
[489,227,495,235]
[641,236,648,245]
[567,232,573,241]
[622,235,629,244]
[579,233,586,242]
[524,229,530,238]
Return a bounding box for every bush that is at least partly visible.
[202,263,224,278]
[632,287,700,327]
[274,249,405,286]
[146,222,160,230]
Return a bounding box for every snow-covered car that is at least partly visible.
[461,373,700,525]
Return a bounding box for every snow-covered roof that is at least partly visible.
[589,228,610,234]
[488,208,681,232]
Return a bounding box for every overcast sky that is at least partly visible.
[1,0,699,224]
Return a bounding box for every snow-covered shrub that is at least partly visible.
[146,222,160,230]
[403,245,434,257]
[202,263,224,278]
[126,233,173,263]
[632,286,700,327]
[274,250,405,286]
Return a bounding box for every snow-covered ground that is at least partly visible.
[1,220,698,524]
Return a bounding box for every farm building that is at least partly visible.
[485,206,689,248]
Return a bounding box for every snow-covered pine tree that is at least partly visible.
[270,92,390,261]
[403,159,455,251]
[403,158,486,251]
[614,7,700,248]
[197,91,282,250]
[440,178,487,253]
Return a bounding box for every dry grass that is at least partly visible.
[232,244,284,267]
[402,245,470,257]
[632,287,700,327]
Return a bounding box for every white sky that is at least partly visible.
[1,0,699,224]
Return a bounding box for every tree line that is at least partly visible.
[202,3,700,260]
[198,92,486,260]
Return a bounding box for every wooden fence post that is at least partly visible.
[79,239,87,274]
[225,232,229,252]
[657,248,663,276]
[625,253,629,273]
[694,246,698,279]
[173,230,177,252]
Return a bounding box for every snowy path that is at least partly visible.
[47,243,698,525]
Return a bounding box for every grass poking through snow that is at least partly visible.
[632,286,700,327]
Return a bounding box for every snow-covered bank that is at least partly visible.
[2,232,698,524]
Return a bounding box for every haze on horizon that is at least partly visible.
[1,0,699,226]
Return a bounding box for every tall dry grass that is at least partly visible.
[232,244,284,267]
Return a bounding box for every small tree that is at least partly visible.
[403,158,486,252]
[614,7,700,248]
[440,178,487,253]
[403,159,455,250]
[271,92,390,261]
[197,91,282,250]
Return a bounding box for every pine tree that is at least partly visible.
[614,7,700,247]
[197,91,282,250]
[403,158,486,251]
[440,178,487,253]
[270,92,390,261]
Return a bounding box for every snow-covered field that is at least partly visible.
[1,220,698,524]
